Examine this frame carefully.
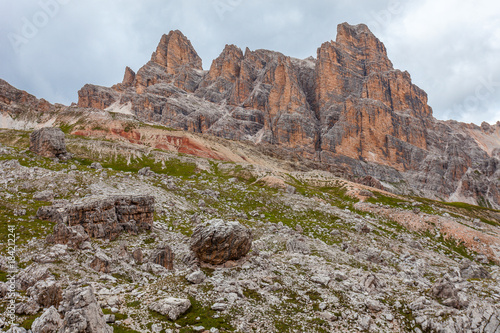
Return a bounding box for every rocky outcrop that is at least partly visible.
[36,195,154,241]
[190,219,252,265]
[152,244,174,270]
[30,127,71,160]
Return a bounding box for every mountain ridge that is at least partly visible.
[1,22,500,209]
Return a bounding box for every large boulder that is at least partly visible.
[58,285,113,333]
[190,219,252,265]
[29,127,71,160]
[31,306,63,333]
[148,297,191,321]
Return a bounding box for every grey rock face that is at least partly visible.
[190,219,252,265]
[29,127,71,160]
[31,306,63,333]
[148,297,191,321]
[58,285,113,333]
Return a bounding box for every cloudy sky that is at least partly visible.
[1,0,499,124]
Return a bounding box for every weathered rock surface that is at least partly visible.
[190,219,252,265]
[90,252,112,273]
[30,127,71,160]
[36,195,154,240]
[58,285,113,333]
[31,306,63,333]
[148,297,191,321]
[152,244,174,270]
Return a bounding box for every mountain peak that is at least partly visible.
[151,29,202,74]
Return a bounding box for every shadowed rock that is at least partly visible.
[190,219,252,265]
[29,127,71,160]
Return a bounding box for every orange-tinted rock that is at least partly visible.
[77,84,118,109]
[134,30,203,94]
[122,66,136,86]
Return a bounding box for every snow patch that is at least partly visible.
[105,101,134,116]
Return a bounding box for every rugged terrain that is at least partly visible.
[0,127,499,332]
[0,21,499,333]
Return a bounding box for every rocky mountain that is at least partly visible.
[72,23,500,209]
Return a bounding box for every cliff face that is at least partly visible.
[14,23,500,208]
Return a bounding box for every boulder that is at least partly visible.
[58,285,113,333]
[148,297,191,321]
[29,127,71,160]
[459,259,491,279]
[90,252,112,273]
[31,306,63,333]
[190,219,252,265]
[286,237,311,255]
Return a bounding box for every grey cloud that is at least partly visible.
[0,0,499,124]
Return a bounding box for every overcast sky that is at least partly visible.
[1,0,499,124]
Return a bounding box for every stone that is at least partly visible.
[132,248,144,264]
[36,195,155,241]
[459,259,491,279]
[58,285,113,333]
[365,298,384,312]
[90,162,103,169]
[190,219,252,265]
[152,244,174,270]
[430,277,462,309]
[29,127,71,160]
[31,306,63,333]
[186,270,206,284]
[211,303,228,311]
[148,297,191,321]
[27,278,63,308]
[46,223,90,249]
[286,237,311,255]
[34,190,54,201]
[90,252,112,273]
